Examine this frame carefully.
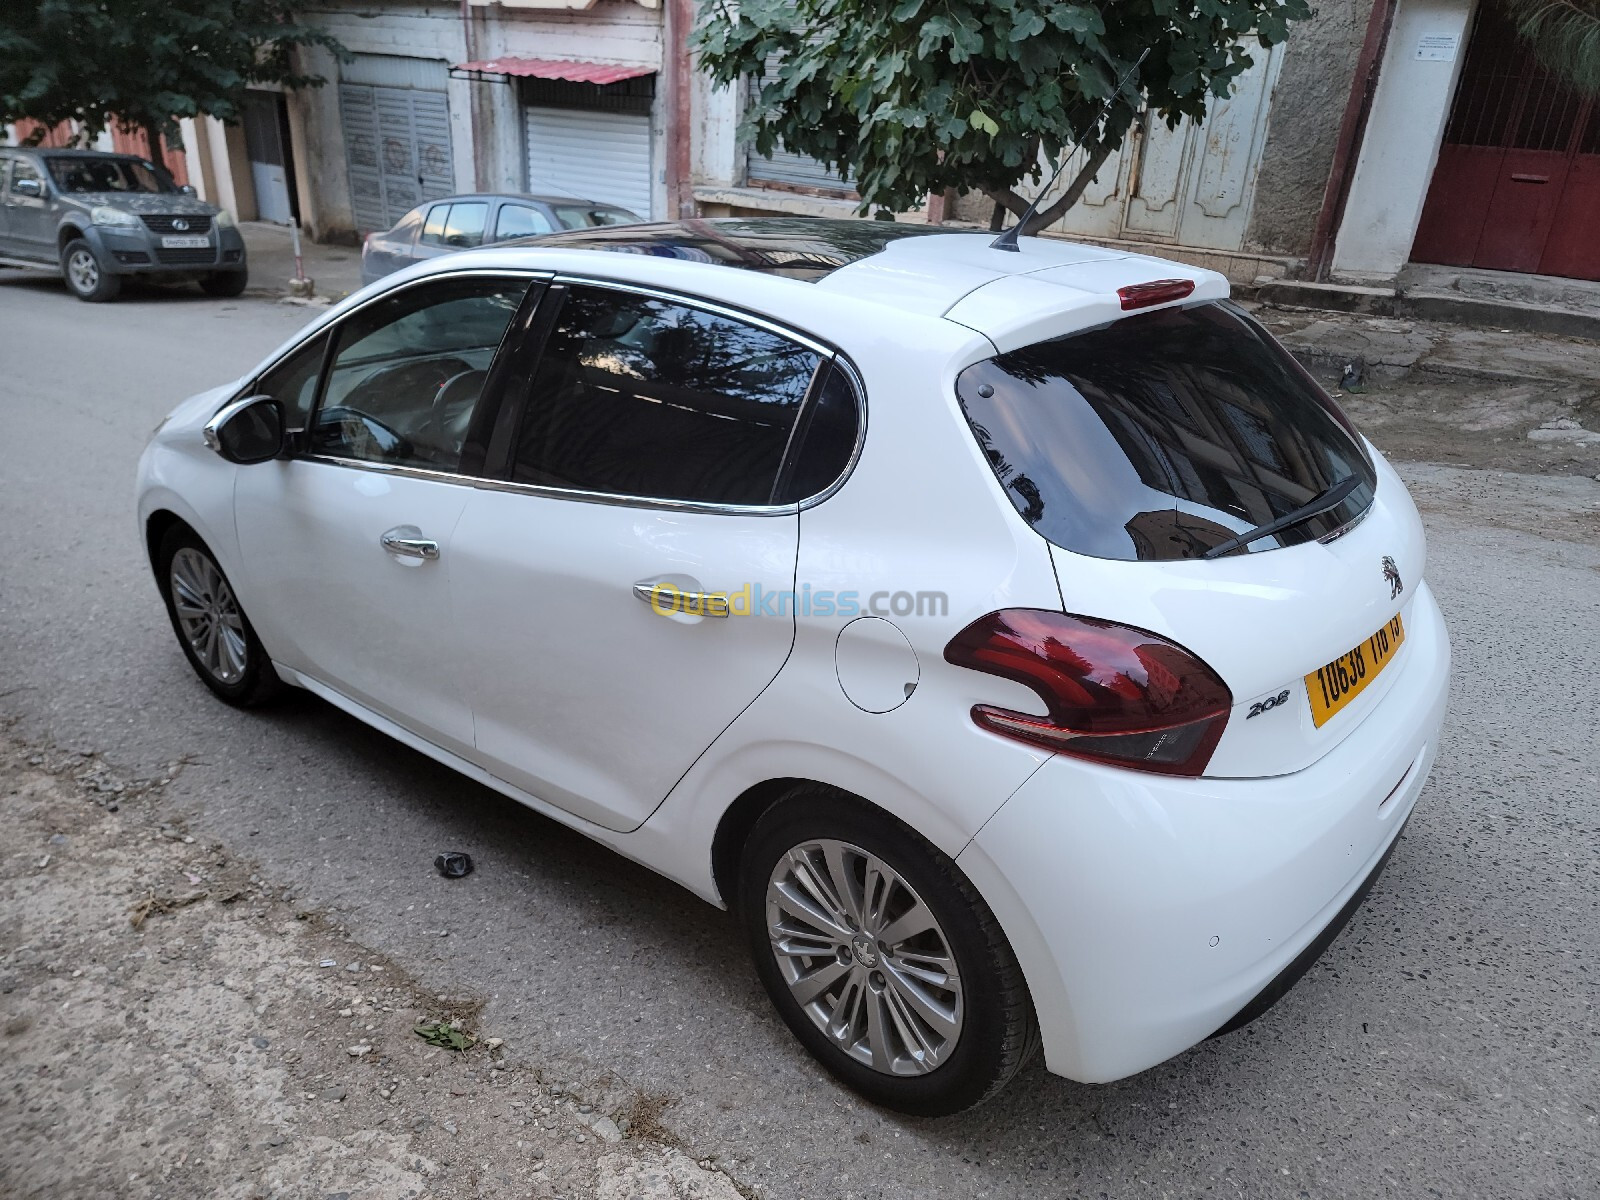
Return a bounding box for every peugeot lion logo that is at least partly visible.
[1383,555,1403,599]
[172,218,189,232]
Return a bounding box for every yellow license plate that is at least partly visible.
[1306,614,1406,728]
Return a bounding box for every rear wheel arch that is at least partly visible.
[710,777,970,914]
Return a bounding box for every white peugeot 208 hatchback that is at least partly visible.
[137,219,1450,1116]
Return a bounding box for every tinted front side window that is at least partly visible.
[310,277,527,472]
[255,333,328,432]
[956,302,1375,561]
[511,285,822,505]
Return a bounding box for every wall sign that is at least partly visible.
[1415,33,1460,61]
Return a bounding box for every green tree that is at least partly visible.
[1501,1,1600,95]
[0,0,346,166]
[694,0,1310,232]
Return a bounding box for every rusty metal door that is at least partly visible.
[1412,6,1599,281]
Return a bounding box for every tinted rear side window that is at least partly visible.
[956,302,1375,562]
[511,285,822,505]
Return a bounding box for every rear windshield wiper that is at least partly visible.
[1201,474,1363,560]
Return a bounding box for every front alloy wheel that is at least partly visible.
[169,546,247,685]
[766,838,963,1075]
[156,525,281,707]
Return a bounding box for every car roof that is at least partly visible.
[414,192,635,209]
[496,218,1232,341]
[32,149,149,160]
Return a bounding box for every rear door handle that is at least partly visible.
[381,525,440,561]
[633,581,731,617]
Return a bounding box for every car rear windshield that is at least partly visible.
[956,301,1376,562]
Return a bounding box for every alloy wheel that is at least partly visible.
[67,247,100,294]
[169,547,247,684]
[765,838,963,1076]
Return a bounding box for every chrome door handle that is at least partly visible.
[633,581,731,617]
[381,525,440,561]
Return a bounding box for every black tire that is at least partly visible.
[60,238,121,302]
[199,269,248,298]
[155,525,282,707]
[739,785,1038,1116]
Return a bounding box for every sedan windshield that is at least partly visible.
[551,203,640,230]
[47,157,173,194]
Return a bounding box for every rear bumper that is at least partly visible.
[956,581,1450,1083]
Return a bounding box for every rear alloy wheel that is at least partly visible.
[156,526,281,707]
[199,270,248,298]
[61,239,121,302]
[740,786,1038,1115]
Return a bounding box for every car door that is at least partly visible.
[233,272,539,755]
[2,156,54,262]
[450,281,831,831]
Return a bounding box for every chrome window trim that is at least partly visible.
[296,453,802,517]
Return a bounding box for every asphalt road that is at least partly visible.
[3,272,1598,1199]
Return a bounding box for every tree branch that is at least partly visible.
[979,186,1030,218]
[1021,142,1115,235]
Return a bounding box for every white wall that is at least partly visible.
[1332,0,1476,279]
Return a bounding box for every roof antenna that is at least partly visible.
[990,49,1150,253]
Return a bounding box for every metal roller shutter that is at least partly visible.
[524,106,653,218]
[339,57,455,233]
[746,52,855,193]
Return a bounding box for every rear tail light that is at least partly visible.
[1117,278,1195,310]
[944,610,1232,776]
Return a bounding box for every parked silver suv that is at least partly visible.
[0,148,248,302]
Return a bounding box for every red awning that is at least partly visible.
[451,57,654,86]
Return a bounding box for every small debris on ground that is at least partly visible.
[433,851,473,878]
[413,1019,476,1051]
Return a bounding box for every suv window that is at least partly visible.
[9,157,43,196]
[255,334,328,432]
[510,285,822,505]
[955,301,1376,561]
[309,276,528,472]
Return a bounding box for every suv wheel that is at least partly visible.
[199,269,248,298]
[156,525,281,707]
[739,785,1038,1116]
[61,239,121,302]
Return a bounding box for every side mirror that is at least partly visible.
[12,177,43,198]
[204,396,285,464]
[179,184,197,197]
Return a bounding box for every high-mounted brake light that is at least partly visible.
[1117,278,1195,311]
[944,610,1232,777]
